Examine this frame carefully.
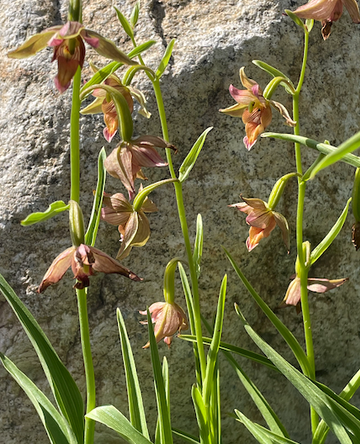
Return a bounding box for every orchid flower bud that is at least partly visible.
[69,200,85,247]
[267,172,299,210]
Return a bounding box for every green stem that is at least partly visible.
[70,67,82,203]
[152,77,207,382]
[76,288,96,444]
[294,29,318,433]
[68,0,82,22]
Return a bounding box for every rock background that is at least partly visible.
[1,0,360,443]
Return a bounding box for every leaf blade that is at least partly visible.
[21,201,69,226]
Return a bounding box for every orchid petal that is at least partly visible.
[83,29,137,65]
[90,246,141,280]
[117,212,139,260]
[38,247,74,292]
[293,0,340,20]
[273,211,290,251]
[307,277,348,293]
[81,98,104,114]
[239,67,258,90]
[219,103,246,118]
[344,0,360,22]
[270,101,296,127]
[229,84,257,105]
[7,29,60,58]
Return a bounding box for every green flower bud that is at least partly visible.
[69,200,85,247]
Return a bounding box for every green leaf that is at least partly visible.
[172,428,200,444]
[235,305,360,444]
[147,309,173,444]
[179,335,279,372]
[235,410,299,444]
[308,130,360,179]
[193,214,203,279]
[122,65,156,86]
[252,60,294,94]
[116,309,149,438]
[86,406,153,444]
[178,128,213,183]
[178,264,202,386]
[310,198,351,265]
[0,274,84,444]
[227,354,288,438]
[21,201,69,226]
[156,39,175,79]
[133,178,178,212]
[313,369,360,444]
[80,41,157,98]
[130,2,140,28]
[203,275,227,406]
[0,353,76,444]
[262,133,360,169]
[85,148,106,246]
[284,9,306,31]
[192,384,209,440]
[114,6,134,39]
[224,248,311,375]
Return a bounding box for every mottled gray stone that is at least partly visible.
[1,1,360,443]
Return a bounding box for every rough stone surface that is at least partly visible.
[1,1,360,443]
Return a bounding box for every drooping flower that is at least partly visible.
[7,21,136,93]
[292,0,360,39]
[220,67,296,150]
[230,196,290,251]
[81,70,150,142]
[104,136,175,199]
[283,275,348,311]
[38,243,141,292]
[139,301,189,348]
[101,190,158,260]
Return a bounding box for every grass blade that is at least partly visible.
[172,428,200,444]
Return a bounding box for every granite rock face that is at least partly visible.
[1,1,360,443]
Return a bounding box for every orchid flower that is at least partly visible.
[101,190,158,260]
[139,301,189,348]
[292,0,360,39]
[220,67,295,150]
[8,21,136,93]
[81,70,150,142]
[104,136,175,199]
[230,196,290,251]
[38,243,141,292]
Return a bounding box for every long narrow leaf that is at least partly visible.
[114,6,134,39]
[192,384,209,442]
[235,305,358,444]
[235,410,299,444]
[155,357,170,444]
[179,335,279,372]
[224,248,310,375]
[309,130,360,178]
[178,128,213,182]
[203,276,227,406]
[86,406,153,444]
[314,370,360,444]
[85,148,107,246]
[156,39,175,79]
[178,264,201,386]
[310,198,351,264]
[227,353,288,437]
[147,309,173,444]
[0,353,76,444]
[261,133,360,169]
[116,309,149,438]
[0,274,84,443]
[172,428,200,444]
[193,214,203,279]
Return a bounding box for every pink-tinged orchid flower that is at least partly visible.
[81,70,150,142]
[101,191,158,260]
[283,275,348,312]
[7,21,136,93]
[38,243,141,292]
[292,0,360,39]
[230,197,290,252]
[104,136,175,200]
[220,67,296,150]
[139,301,189,348]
